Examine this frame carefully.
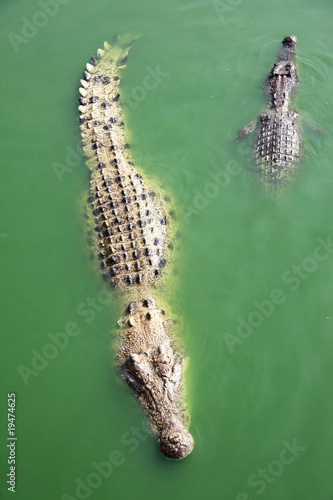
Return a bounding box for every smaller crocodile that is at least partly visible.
[237,35,301,188]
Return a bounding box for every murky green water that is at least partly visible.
[1,0,333,499]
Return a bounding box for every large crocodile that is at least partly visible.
[237,35,301,187]
[78,36,193,460]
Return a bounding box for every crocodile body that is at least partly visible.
[238,35,301,187]
[78,36,193,459]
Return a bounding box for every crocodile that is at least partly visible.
[237,35,301,187]
[77,35,193,460]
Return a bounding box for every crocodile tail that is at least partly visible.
[95,34,141,70]
[79,34,139,97]
[78,34,140,141]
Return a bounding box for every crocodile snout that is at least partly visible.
[282,35,297,47]
[159,424,194,460]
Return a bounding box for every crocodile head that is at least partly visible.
[277,35,297,62]
[271,60,297,80]
[267,60,298,97]
[117,297,194,459]
[265,35,298,101]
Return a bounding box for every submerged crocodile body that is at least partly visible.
[78,36,193,459]
[238,35,301,187]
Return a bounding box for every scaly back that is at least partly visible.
[78,36,168,292]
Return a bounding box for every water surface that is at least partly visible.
[0,0,332,499]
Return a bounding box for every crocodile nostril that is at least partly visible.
[169,432,181,444]
[282,34,297,46]
[159,428,194,460]
[158,364,171,377]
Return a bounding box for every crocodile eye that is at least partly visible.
[127,356,150,384]
[157,364,171,378]
[285,63,294,77]
[135,371,149,384]
[155,345,173,364]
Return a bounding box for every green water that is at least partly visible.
[1,0,333,498]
